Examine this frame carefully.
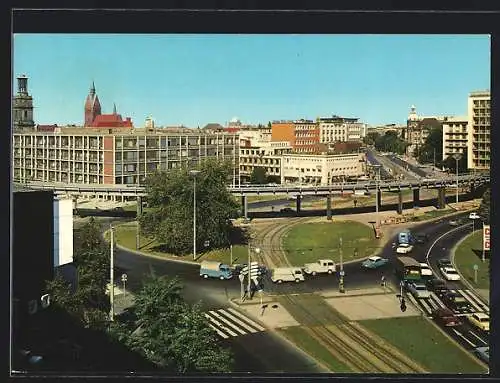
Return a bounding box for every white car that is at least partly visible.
[420,263,433,277]
[407,281,431,299]
[469,212,481,220]
[396,243,413,254]
[440,266,461,281]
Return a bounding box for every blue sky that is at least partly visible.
[13,34,490,127]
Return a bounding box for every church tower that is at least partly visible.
[84,81,102,126]
[13,74,35,131]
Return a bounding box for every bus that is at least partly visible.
[395,256,422,282]
[397,230,415,245]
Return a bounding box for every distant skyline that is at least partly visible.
[13,34,490,127]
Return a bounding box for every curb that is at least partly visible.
[227,298,331,373]
[450,233,490,306]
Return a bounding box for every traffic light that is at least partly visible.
[400,297,407,312]
[249,261,261,288]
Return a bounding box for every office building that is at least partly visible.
[467,91,490,170]
[317,115,365,143]
[441,116,468,162]
[271,119,319,153]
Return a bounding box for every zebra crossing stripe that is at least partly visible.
[207,323,229,339]
[209,310,247,335]
[204,313,238,337]
[227,308,266,331]
[426,296,441,311]
[217,309,259,333]
[468,330,488,346]
[459,290,489,313]
[430,292,446,308]
[419,298,434,315]
[452,328,476,348]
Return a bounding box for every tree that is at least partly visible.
[124,275,233,373]
[47,218,111,329]
[363,131,380,146]
[140,159,240,255]
[442,152,468,173]
[479,188,490,224]
[374,131,407,154]
[250,166,267,184]
[417,127,443,165]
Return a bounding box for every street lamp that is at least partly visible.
[453,153,462,204]
[109,224,115,321]
[247,239,261,299]
[369,164,382,231]
[189,169,201,260]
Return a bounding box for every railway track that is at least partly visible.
[279,294,427,373]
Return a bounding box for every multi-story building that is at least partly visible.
[238,141,292,182]
[281,153,365,185]
[442,116,468,162]
[271,119,319,153]
[467,91,490,170]
[317,115,365,143]
[13,75,35,131]
[406,105,449,155]
[13,128,239,187]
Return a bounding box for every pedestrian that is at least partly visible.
[381,274,386,287]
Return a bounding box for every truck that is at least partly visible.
[303,259,336,276]
[199,261,233,280]
[270,267,305,283]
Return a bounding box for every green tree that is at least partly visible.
[125,275,233,373]
[374,131,407,154]
[417,127,443,165]
[442,152,468,173]
[250,167,267,184]
[47,218,111,329]
[479,188,490,224]
[363,131,380,146]
[140,159,240,255]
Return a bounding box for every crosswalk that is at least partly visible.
[412,289,489,317]
[204,308,266,339]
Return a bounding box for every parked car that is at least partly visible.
[432,307,463,327]
[473,346,489,363]
[396,243,413,254]
[199,261,233,280]
[467,312,490,332]
[426,278,448,295]
[414,233,429,244]
[437,258,453,268]
[449,219,460,226]
[419,263,433,278]
[361,256,389,269]
[469,212,481,220]
[440,266,461,281]
[442,291,472,312]
[406,281,431,299]
[303,259,336,276]
[271,267,305,283]
[280,207,294,213]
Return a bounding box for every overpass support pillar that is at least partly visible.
[296,196,301,213]
[72,197,78,211]
[437,187,446,209]
[377,189,382,210]
[326,194,332,221]
[397,190,403,215]
[412,188,420,208]
[470,183,475,196]
[241,196,248,219]
[137,196,143,216]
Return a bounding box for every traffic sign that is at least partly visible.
[339,270,345,276]
[121,273,128,282]
[238,274,245,283]
[473,264,479,271]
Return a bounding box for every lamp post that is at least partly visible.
[453,153,462,204]
[247,241,261,300]
[190,170,201,260]
[109,225,115,322]
[369,164,382,230]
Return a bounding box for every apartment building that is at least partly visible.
[467,91,490,170]
[13,128,239,185]
[281,153,365,185]
[317,115,365,143]
[442,116,468,162]
[271,120,319,153]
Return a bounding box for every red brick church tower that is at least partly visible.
[84,81,101,126]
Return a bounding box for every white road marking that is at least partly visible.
[210,310,247,335]
[208,323,229,339]
[468,330,488,345]
[460,289,489,313]
[419,298,434,315]
[430,292,446,308]
[217,309,260,333]
[227,308,266,331]
[204,313,238,337]
[452,328,477,348]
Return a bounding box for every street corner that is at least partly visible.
[323,290,420,321]
[235,300,300,330]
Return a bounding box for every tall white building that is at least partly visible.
[317,116,365,143]
[467,91,490,170]
[442,116,468,162]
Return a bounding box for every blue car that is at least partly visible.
[362,256,389,269]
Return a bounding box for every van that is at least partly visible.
[270,267,305,283]
[199,261,233,280]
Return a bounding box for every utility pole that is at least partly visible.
[230,243,233,266]
[247,242,251,299]
[110,225,115,322]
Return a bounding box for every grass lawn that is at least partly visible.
[278,326,352,373]
[412,209,455,221]
[454,231,489,290]
[108,222,247,265]
[282,221,381,266]
[359,317,487,374]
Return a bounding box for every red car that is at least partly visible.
[432,307,463,327]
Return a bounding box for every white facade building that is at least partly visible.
[467,91,490,170]
[317,116,365,143]
[53,197,74,267]
[442,116,468,162]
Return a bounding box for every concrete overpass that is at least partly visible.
[14,172,489,220]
